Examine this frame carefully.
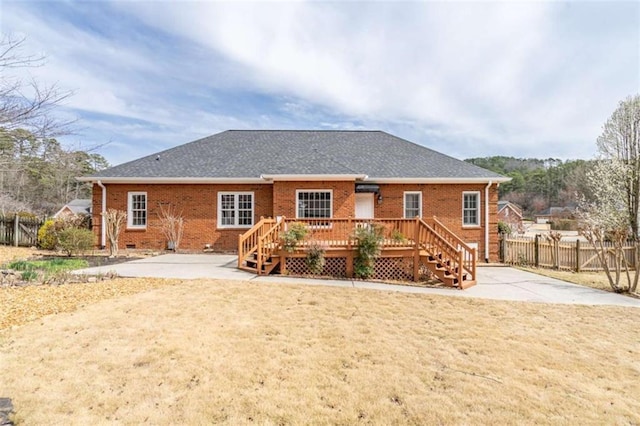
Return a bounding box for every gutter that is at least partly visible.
[97,180,107,248]
[485,180,492,262]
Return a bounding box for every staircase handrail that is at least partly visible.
[428,216,477,281]
[237,217,277,268]
[256,218,285,274]
[417,218,476,283]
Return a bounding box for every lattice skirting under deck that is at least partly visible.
[284,256,433,282]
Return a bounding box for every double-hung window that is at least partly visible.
[404,192,422,219]
[127,192,147,229]
[462,191,480,226]
[296,190,332,220]
[218,192,254,228]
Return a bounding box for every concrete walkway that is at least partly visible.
[75,254,640,307]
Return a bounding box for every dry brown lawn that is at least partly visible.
[0,246,40,265]
[520,267,629,293]
[1,278,639,425]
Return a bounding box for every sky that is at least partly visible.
[0,0,638,167]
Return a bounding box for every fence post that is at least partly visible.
[575,239,581,273]
[13,215,19,247]
[499,233,505,262]
[534,235,540,267]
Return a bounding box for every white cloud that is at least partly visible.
[1,1,637,164]
[120,1,637,158]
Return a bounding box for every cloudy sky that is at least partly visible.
[1,1,638,166]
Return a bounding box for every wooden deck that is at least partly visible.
[238,217,477,288]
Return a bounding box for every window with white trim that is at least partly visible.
[462,191,480,226]
[218,192,254,228]
[404,192,422,218]
[127,192,147,229]
[296,190,332,219]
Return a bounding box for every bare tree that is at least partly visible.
[596,94,640,239]
[157,204,185,251]
[0,34,74,137]
[104,209,126,257]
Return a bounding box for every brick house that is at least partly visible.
[79,130,508,286]
[497,201,523,234]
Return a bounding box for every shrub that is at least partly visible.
[498,220,512,235]
[38,215,92,251]
[38,219,58,250]
[306,241,327,275]
[57,228,95,257]
[390,228,407,243]
[281,222,308,252]
[353,224,384,279]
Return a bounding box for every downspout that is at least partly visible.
[97,180,107,248]
[485,180,492,262]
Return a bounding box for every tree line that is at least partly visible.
[464,156,592,217]
[0,127,108,215]
[0,35,109,216]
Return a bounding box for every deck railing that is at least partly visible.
[239,216,476,283]
[282,217,418,249]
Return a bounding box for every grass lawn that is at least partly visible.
[520,267,632,293]
[1,278,638,425]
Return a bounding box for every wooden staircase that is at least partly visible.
[238,216,476,288]
[241,251,281,275]
[238,217,284,275]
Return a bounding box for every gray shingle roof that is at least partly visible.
[87,130,506,180]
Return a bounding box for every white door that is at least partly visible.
[355,193,375,219]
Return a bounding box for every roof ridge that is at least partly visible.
[225,129,383,133]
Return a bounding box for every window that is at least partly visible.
[463,191,480,226]
[404,192,422,218]
[127,192,147,229]
[296,190,332,219]
[218,192,254,228]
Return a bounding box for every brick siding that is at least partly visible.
[93,181,500,261]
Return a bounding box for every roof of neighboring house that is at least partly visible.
[498,201,523,217]
[81,130,509,183]
[53,199,92,217]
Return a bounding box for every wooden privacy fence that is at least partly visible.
[500,235,636,272]
[0,216,45,247]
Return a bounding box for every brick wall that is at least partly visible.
[92,183,273,251]
[273,180,356,219]
[92,181,500,260]
[374,183,500,261]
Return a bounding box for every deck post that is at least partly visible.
[257,237,263,275]
[280,249,287,275]
[238,234,243,268]
[346,216,354,278]
[413,217,420,281]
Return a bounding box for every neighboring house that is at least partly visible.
[53,199,92,218]
[535,206,575,224]
[79,130,509,285]
[498,200,523,233]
